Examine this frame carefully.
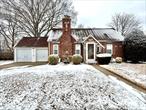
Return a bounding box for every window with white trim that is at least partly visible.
[75,44,81,54]
[106,44,112,54]
[96,45,101,54]
[53,44,58,54]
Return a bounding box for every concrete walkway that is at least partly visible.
[93,65,146,94]
[0,62,48,70]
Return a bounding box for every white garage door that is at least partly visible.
[36,49,48,61]
[16,48,32,62]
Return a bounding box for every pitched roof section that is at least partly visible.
[48,28,124,42]
[15,37,48,47]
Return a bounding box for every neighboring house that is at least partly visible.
[14,15,124,63]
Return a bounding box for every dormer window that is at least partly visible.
[97,45,101,54]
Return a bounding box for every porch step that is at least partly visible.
[86,61,97,64]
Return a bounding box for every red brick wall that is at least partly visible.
[59,35,75,58]
[49,42,53,55]
[112,42,123,58]
[100,42,123,58]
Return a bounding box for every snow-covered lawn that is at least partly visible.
[0,63,146,109]
[101,63,146,89]
[0,60,14,66]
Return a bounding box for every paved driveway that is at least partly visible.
[0,62,48,69]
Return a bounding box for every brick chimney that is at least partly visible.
[62,15,71,38]
[59,15,75,57]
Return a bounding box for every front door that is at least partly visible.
[86,43,96,63]
[88,44,94,59]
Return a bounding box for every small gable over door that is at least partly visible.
[83,35,104,48]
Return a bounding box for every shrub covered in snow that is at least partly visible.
[72,54,82,64]
[61,55,72,64]
[116,57,122,63]
[48,54,59,65]
[124,30,146,62]
[97,53,111,64]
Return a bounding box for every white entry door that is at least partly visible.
[36,49,48,61]
[86,43,96,63]
[16,48,32,62]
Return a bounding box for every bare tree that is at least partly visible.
[108,13,141,36]
[1,0,77,37]
[0,0,77,51]
[0,13,20,52]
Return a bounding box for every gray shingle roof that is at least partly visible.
[48,28,124,42]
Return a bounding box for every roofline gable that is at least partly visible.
[14,38,21,48]
[83,34,105,48]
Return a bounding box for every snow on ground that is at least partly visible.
[0,60,14,66]
[0,63,146,110]
[101,63,146,88]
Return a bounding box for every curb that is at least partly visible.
[99,65,146,90]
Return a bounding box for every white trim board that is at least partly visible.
[86,42,97,63]
[83,34,105,48]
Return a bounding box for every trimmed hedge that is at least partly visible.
[61,55,72,64]
[124,31,146,63]
[48,54,59,65]
[72,54,82,64]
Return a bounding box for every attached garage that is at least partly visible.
[14,37,48,62]
[15,48,32,62]
[36,48,48,62]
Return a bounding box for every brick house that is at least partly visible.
[14,15,124,63]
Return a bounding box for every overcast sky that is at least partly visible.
[73,0,146,32]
